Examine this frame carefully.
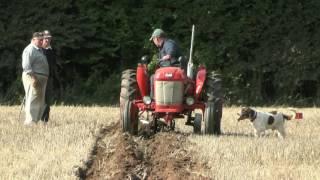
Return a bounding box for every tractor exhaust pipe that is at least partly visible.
[187,25,195,78]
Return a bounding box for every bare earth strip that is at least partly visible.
[85,122,209,179]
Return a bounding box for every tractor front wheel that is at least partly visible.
[204,100,222,135]
[193,113,202,134]
[123,100,138,135]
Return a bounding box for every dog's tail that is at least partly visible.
[283,114,293,120]
[283,108,300,120]
[288,108,304,120]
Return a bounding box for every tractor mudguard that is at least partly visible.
[195,65,206,100]
[136,63,149,97]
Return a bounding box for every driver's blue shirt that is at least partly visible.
[159,38,181,66]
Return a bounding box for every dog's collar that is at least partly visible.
[250,111,257,122]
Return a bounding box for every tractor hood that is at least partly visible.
[154,67,185,81]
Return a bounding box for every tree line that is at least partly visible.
[0,0,319,106]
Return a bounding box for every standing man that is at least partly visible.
[149,28,182,67]
[41,30,59,122]
[22,32,49,125]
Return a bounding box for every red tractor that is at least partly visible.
[119,56,223,135]
[120,26,223,135]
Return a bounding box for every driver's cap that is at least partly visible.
[149,28,165,41]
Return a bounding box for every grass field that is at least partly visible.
[0,106,117,180]
[185,107,320,180]
[0,106,319,179]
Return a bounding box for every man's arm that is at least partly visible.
[161,54,172,61]
[22,48,33,74]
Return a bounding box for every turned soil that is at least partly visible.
[83,122,209,180]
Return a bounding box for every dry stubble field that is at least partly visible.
[0,105,319,179]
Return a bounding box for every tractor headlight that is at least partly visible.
[186,97,195,105]
[143,96,152,105]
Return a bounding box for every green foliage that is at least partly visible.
[0,0,319,106]
[61,73,120,105]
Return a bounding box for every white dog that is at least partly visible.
[237,107,292,138]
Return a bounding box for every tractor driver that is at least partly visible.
[149,28,182,67]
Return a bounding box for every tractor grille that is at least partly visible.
[155,81,184,105]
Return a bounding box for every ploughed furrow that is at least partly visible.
[84,123,209,179]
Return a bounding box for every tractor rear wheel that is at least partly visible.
[123,100,138,135]
[120,69,138,132]
[204,71,223,135]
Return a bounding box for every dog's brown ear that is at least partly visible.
[238,117,245,121]
[237,113,242,121]
[238,107,253,121]
[237,112,247,121]
[245,107,254,114]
